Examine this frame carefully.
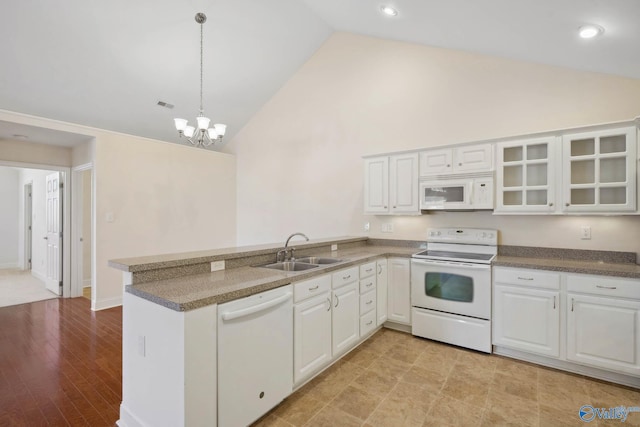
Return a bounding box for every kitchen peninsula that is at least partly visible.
[110,236,640,427]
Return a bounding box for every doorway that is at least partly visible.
[0,165,65,307]
[72,164,93,301]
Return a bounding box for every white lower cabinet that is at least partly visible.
[294,292,332,385]
[387,257,411,325]
[332,281,359,357]
[493,267,640,381]
[493,284,560,357]
[566,273,640,376]
[376,259,388,325]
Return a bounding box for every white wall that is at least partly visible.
[0,109,237,310]
[226,32,640,258]
[0,167,20,268]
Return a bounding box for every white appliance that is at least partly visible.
[218,285,293,427]
[419,172,493,210]
[411,228,497,353]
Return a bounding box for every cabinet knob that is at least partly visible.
[384,206,387,209]
[393,206,396,208]
[565,203,570,206]
[458,163,462,166]
[446,164,451,167]
[549,203,554,207]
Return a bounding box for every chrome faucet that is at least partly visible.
[277,232,309,262]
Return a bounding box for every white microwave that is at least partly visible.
[419,176,494,210]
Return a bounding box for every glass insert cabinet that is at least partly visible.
[495,126,637,214]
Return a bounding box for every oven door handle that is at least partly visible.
[411,259,491,270]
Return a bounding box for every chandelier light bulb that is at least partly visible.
[197,116,211,130]
[207,128,218,139]
[183,126,196,138]
[174,118,188,131]
[214,123,227,137]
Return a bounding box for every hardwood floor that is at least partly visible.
[0,297,122,426]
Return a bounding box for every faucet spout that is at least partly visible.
[279,232,309,262]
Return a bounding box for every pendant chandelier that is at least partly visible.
[174,13,226,147]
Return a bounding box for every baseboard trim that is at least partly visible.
[92,296,122,311]
[383,321,412,334]
[493,346,640,388]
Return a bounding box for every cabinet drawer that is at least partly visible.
[332,267,359,289]
[360,290,376,315]
[359,276,376,294]
[493,267,560,290]
[294,275,331,303]
[567,274,640,300]
[360,310,377,337]
[359,262,376,278]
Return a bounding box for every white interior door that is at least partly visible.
[45,172,62,295]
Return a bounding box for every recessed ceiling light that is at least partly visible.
[579,24,604,39]
[380,6,398,17]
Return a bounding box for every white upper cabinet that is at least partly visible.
[364,157,389,214]
[420,143,493,177]
[389,154,419,214]
[562,127,637,213]
[364,153,419,215]
[495,137,558,213]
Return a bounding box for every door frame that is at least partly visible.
[71,163,93,299]
[23,182,33,271]
[0,160,71,297]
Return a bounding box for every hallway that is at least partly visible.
[0,269,58,308]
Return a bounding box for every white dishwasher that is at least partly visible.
[217,285,293,427]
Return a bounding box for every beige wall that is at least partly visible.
[82,169,92,285]
[226,32,640,257]
[0,139,72,167]
[0,110,237,310]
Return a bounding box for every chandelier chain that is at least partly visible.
[199,20,204,115]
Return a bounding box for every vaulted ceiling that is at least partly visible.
[1,0,638,147]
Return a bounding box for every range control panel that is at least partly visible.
[426,228,497,245]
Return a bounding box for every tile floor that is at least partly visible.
[254,328,640,427]
[0,268,58,308]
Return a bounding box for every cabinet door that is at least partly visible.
[387,258,411,325]
[493,284,560,357]
[567,293,640,375]
[376,259,388,326]
[294,293,332,385]
[495,137,558,213]
[364,157,389,214]
[332,282,359,357]
[419,149,452,176]
[562,127,637,213]
[454,144,493,172]
[389,153,419,214]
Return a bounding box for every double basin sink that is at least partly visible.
[259,256,345,272]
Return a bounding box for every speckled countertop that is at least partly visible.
[125,245,416,311]
[493,256,640,279]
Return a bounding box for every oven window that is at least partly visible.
[425,273,474,302]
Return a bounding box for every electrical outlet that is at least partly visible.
[331,244,338,251]
[211,260,225,271]
[581,226,591,240]
[364,222,370,232]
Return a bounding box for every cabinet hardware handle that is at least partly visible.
[446,164,451,167]
[309,285,319,291]
[326,298,331,311]
[393,206,396,208]
[366,283,373,287]
[566,203,570,206]
[553,296,556,309]
[384,206,387,209]
[366,320,373,326]
[334,294,339,308]
[378,265,382,274]
[458,163,462,166]
[549,202,554,207]
[343,275,351,280]
[517,277,534,281]
[596,285,617,290]
[571,298,574,312]
[366,300,373,305]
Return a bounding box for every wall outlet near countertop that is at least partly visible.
[211,260,225,271]
[581,226,591,240]
[331,244,338,251]
[364,222,370,232]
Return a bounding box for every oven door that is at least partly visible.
[419,180,471,210]
[411,259,491,319]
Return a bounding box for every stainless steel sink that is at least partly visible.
[260,261,320,271]
[294,257,344,265]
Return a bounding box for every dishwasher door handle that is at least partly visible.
[221,292,292,321]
